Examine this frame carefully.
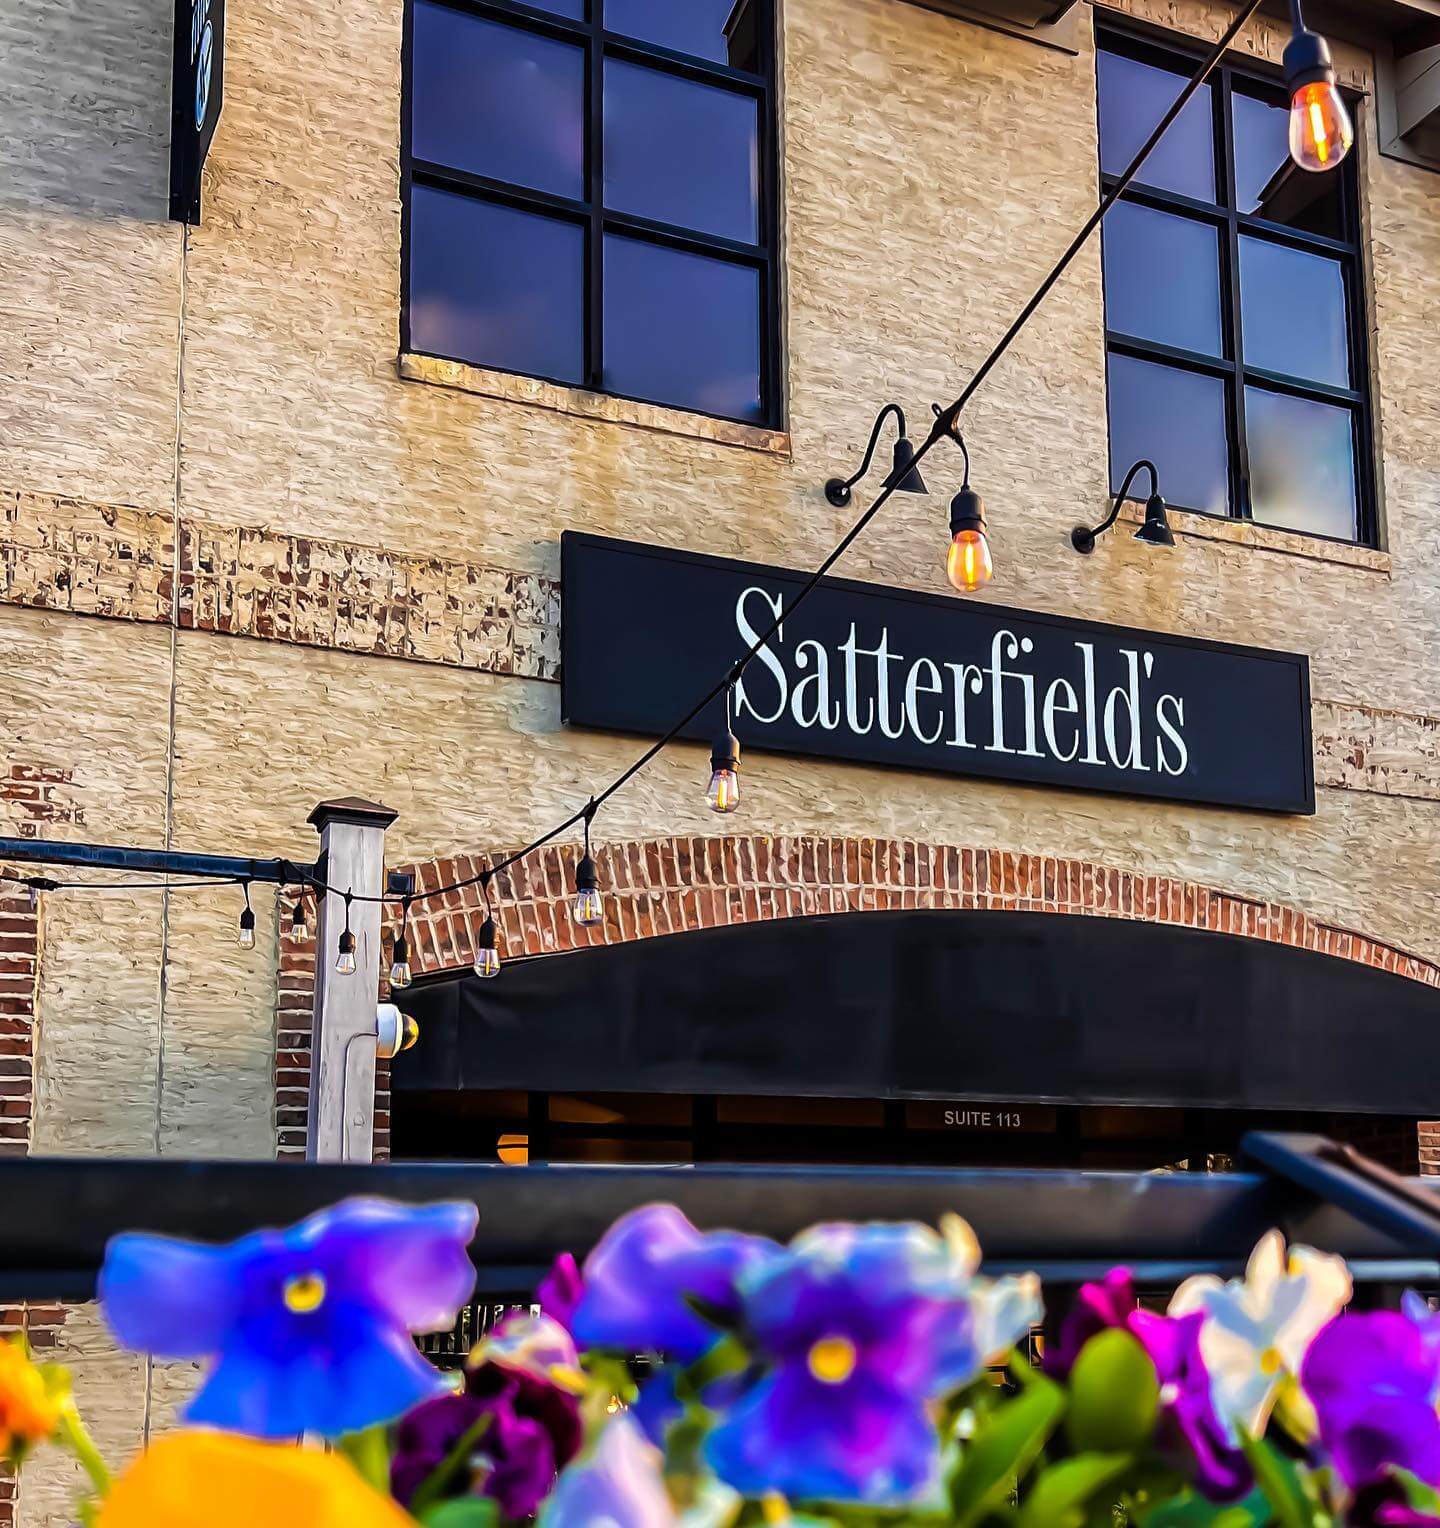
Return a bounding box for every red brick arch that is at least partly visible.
[274,836,1440,1160]
[394,835,1440,988]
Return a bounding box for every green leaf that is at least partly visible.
[1394,1468,1440,1512]
[1017,1453,1133,1528]
[418,1499,500,1528]
[1065,1330,1159,1455]
[1237,1432,1329,1528]
[950,1367,1066,1528]
[1138,1489,1267,1527]
[407,1414,493,1520]
[338,1423,391,1494]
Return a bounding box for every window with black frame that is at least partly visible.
[403,0,777,428]
[1096,30,1373,544]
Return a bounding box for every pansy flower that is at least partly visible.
[99,1197,478,1440]
[572,1204,780,1361]
[541,1416,677,1528]
[98,1431,414,1528]
[705,1220,985,1505]
[537,1252,584,1334]
[1302,1310,1440,1497]
[1170,1230,1351,1442]
[0,1337,63,1465]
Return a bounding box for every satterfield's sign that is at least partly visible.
[169,0,225,223]
[561,534,1315,816]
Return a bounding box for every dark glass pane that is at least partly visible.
[605,60,758,242]
[408,187,584,383]
[1246,387,1357,540]
[411,3,584,198]
[1103,200,1223,356]
[1097,48,1215,202]
[606,0,751,66]
[1232,89,1344,237]
[1240,236,1349,387]
[1107,353,1228,515]
[528,0,584,15]
[604,236,762,419]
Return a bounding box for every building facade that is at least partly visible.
[4,0,1440,1518]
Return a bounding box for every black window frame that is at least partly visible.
[400,0,782,430]
[1096,22,1377,548]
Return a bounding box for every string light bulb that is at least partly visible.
[335,891,357,976]
[237,882,256,951]
[388,899,413,990]
[947,485,993,593]
[1283,5,1353,173]
[573,803,604,927]
[474,914,501,979]
[290,896,308,941]
[707,685,742,815]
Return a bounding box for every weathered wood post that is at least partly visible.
[305,797,397,1163]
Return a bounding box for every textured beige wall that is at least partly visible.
[5,0,1440,1514]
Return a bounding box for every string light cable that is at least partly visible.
[7,0,1273,941]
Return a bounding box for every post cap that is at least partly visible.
[308,797,400,832]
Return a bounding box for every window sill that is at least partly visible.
[398,354,791,458]
[1118,501,1390,575]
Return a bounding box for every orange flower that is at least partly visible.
[0,1337,62,1460]
[99,1432,416,1528]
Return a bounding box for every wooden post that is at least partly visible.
[305,797,398,1163]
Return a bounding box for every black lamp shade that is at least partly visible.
[885,438,928,496]
[1134,493,1175,548]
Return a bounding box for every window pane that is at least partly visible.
[1107,353,1228,515]
[605,60,758,242]
[410,3,584,199]
[1232,89,1344,238]
[409,187,584,384]
[606,0,747,65]
[1097,48,1215,203]
[1239,237,1349,387]
[528,0,584,15]
[1246,387,1357,540]
[1102,201,1223,356]
[604,236,762,420]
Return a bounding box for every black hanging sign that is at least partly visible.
[169,0,225,223]
[561,533,1316,816]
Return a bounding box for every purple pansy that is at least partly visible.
[1049,1269,1247,1501]
[1302,1311,1440,1495]
[392,1348,583,1517]
[571,1204,780,1362]
[704,1221,980,1505]
[99,1197,477,1440]
[537,1253,584,1334]
[541,1417,677,1528]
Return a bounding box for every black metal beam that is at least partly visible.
[1,1155,1437,1302]
[0,838,312,885]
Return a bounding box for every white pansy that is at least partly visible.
[970,1273,1044,1365]
[1168,1230,1351,1440]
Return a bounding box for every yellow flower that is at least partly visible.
[99,1432,416,1528]
[0,1337,62,1460]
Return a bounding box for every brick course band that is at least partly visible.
[9,488,1440,802]
[275,835,1440,1159]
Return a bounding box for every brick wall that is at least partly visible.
[0,874,40,1157]
[275,834,1440,1159]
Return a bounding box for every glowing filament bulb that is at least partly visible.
[947,528,994,593]
[1289,80,1353,172]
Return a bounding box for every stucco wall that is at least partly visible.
[4,0,1440,1516]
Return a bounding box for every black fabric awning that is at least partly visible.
[393,910,1440,1117]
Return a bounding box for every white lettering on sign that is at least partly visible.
[943,1110,1027,1130]
[733,589,1192,779]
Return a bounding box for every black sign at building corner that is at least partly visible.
[170,0,225,224]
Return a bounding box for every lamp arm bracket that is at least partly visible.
[1072,459,1158,554]
[835,403,908,496]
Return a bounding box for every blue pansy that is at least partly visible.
[705,1221,982,1505]
[99,1197,478,1439]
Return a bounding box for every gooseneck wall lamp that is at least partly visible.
[1072,460,1174,555]
[1284,0,1354,173]
[825,404,928,508]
